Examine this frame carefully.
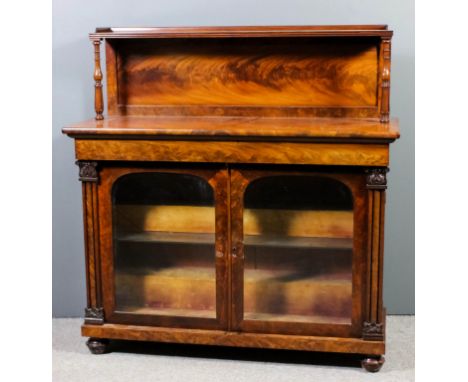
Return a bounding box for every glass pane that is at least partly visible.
[113,173,216,319]
[243,176,353,324]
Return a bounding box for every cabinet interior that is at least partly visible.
[112,172,354,325]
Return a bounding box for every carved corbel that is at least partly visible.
[362,321,384,341]
[76,161,99,183]
[365,168,389,190]
[84,307,104,325]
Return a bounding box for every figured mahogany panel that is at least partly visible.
[75,140,389,166]
[112,38,379,117]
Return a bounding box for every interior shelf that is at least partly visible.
[115,307,348,324]
[116,306,216,319]
[116,231,352,249]
[243,312,350,324]
[116,265,351,281]
[117,231,215,245]
[115,265,351,322]
[245,235,352,249]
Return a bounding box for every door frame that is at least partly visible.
[98,164,229,330]
[229,167,368,337]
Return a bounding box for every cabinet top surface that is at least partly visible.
[63,116,399,142]
[90,25,393,39]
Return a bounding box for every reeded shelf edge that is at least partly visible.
[90,25,392,40]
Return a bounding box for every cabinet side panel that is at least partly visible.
[105,41,118,115]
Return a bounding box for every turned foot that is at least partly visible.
[86,338,110,354]
[361,355,385,372]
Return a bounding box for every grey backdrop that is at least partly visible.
[53,0,414,317]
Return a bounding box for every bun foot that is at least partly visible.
[86,338,110,354]
[361,355,385,372]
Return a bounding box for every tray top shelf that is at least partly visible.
[90,25,393,39]
[67,25,398,140]
[63,116,399,142]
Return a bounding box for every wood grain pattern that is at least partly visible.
[377,193,386,324]
[370,191,381,323]
[229,170,249,331]
[63,116,400,142]
[210,169,230,327]
[82,182,98,307]
[105,40,118,115]
[118,105,381,118]
[75,140,389,166]
[116,38,378,109]
[81,323,385,354]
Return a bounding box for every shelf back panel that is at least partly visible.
[107,37,381,118]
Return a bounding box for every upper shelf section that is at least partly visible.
[62,116,399,142]
[88,25,393,123]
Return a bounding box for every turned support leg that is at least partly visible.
[361,355,385,372]
[86,338,110,354]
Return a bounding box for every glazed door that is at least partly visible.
[99,166,229,330]
[230,168,367,337]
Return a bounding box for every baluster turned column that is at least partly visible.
[92,39,104,120]
[379,38,391,123]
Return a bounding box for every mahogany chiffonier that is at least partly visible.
[62,25,399,372]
